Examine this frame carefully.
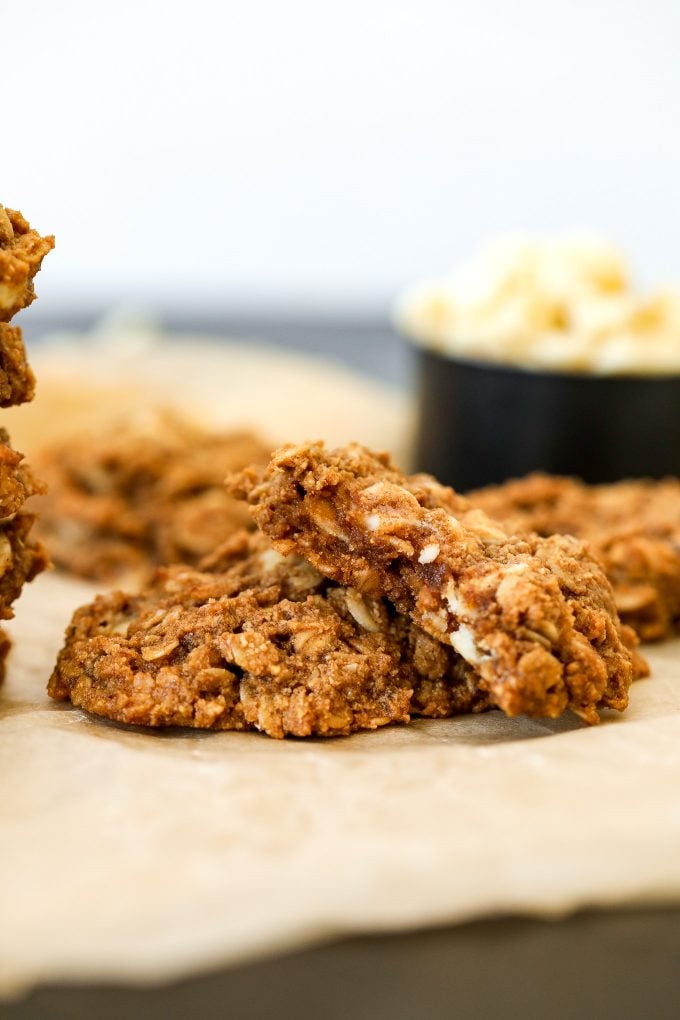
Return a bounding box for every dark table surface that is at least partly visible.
[7,313,680,1019]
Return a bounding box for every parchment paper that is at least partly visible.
[4,323,413,462]
[2,331,680,997]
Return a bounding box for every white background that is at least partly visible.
[3,0,680,316]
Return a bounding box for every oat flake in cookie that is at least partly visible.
[49,531,488,739]
[234,442,638,725]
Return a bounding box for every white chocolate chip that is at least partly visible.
[418,542,440,564]
[450,624,482,665]
[443,580,473,618]
[259,548,285,571]
[504,561,529,575]
[364,513,381,532]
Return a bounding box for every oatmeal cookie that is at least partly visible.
[0,512,49,620]
[0,206,54,323]
[233,443,637,724]
[0,323,36,406]
[49,531,488,738]
[0,427,44,518]
[470,473,680,642]
[35,412,270,581]
[0,204,52,674]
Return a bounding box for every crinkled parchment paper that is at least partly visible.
[2,331,680,996]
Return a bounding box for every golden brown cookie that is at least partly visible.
[49,531,488,738]
[0,204,52,676]
[35,412,271,581]
[0,512,49,621]
[0,323,36,406]
[0,427,44,518]
[0,206,54,323]
[233,443,637,724]
[470,474,680,643]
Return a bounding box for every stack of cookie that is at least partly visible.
[0,205,53,677]
[49,442,644,737]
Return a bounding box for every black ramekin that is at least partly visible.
[413,346,680,490]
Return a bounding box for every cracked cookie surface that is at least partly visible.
[470,473,680,643]
[234,442,637,724]
[49,531,488,738]
[35,412,271,581]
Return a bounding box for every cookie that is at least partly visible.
[0,427,44,518]
[0,323,36,406]
[49,532,488,738]
[0,206,54,323]
[0,204,52,673]
[470,473,680,642]
[35,412,271,581]
[234,443,638,724]
[0,512,49,621]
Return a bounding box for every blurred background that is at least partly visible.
[4,0,680,381]
[4,9,680,1012]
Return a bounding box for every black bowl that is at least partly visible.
[413,346,680,490]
